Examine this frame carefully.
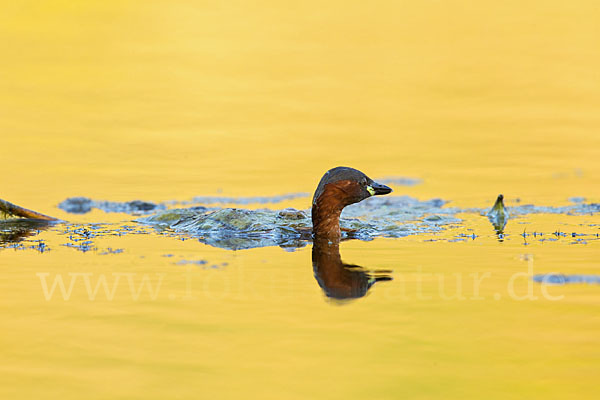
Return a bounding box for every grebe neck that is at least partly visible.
[312,191,344,239]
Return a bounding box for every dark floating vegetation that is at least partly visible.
[135,195,599,250]
[0,220,150,254]
[57,223,150,253]
[138,196,459,250]
[56,176,423,214]
[58,197,164,214]
[1,192,599,252]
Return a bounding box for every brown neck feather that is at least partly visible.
[312,181,356,239]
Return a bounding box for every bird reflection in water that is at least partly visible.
[312,237,393,301]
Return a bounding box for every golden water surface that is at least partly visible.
[1,1,600,399]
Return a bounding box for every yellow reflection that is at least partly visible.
[1,1,600,399]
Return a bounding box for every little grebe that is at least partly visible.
[312,167,392,239]
[1,167,393,242]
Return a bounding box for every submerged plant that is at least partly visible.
[0,198,58,221]
[487,194,509,235]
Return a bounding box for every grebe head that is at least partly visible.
[312,167,392,208]
[312,167,392,238]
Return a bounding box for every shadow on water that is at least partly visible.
[312,237,392,302]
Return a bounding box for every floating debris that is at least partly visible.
[188,192,308,205]
[138,196,460,250]
[533,274,600,285]
[375,177,422,186]
[156,193,310,208]
[99,247,124,255]
[176,259,208,266]
[175,259,228,269]
[58,197,163,214]
[62,241,96,253]
[1,198,58,221]
[2,192,600,253]
[487,194,509,234]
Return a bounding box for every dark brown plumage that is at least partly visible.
[311,167,392,239]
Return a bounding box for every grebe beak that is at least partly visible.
[367,181,392,196]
